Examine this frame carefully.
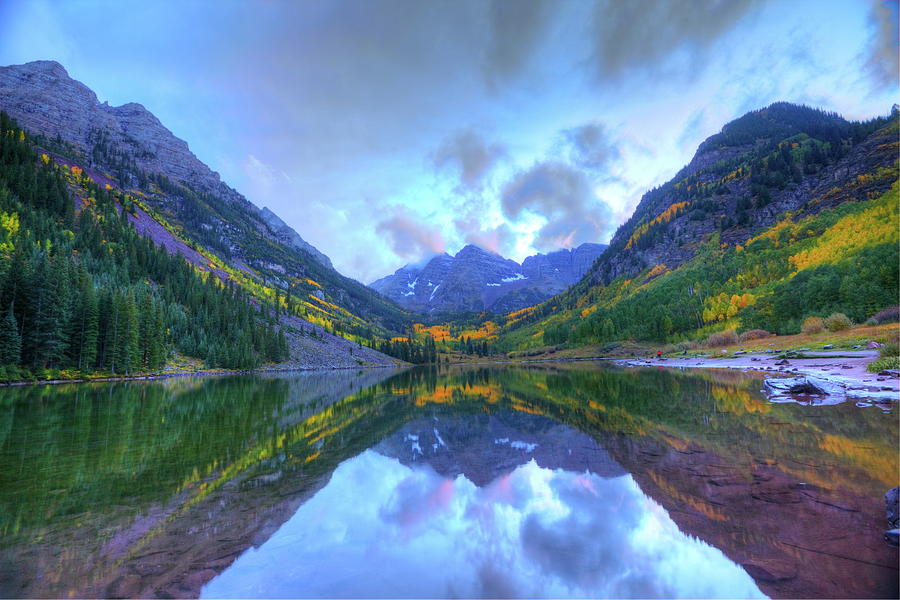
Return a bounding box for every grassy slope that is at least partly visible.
[501,181,898,352]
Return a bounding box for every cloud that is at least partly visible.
[500,162,613,250]
[376,209,446,261]
[9,0,895,283]
[455,219,517,256]
[864,0,899,90]
[483,0,555,88]
[204,451,767,599]
[590,0,755,79]
[560,123,620,171]
[433,129,505,190]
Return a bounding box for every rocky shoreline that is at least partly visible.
[618,349,898,404]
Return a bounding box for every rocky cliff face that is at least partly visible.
[259,206,333,269]
[0,60,239,201]
[370,242,606,314]
[0,60,338,275]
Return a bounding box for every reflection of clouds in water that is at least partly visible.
[202,451,766,599]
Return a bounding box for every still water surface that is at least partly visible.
[0,363,896,598]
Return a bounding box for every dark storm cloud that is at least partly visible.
[433,130,505,190]
[560,123,620,171]
[376,209,446,260]
[500,162,613,250]
[864,0,899,90]
[590,0,756,78]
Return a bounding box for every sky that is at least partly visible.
[0,0,897,283]
[202,450,766,598]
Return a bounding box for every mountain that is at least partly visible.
[587,102,897,287]
[0,60,429,377]
[0,61,412,333]
[259,206,333,269]
[499,103,899,348]
[0,60,420,354]
[376,411,625,487]
[0,61,246,206]
[370,242,606,314]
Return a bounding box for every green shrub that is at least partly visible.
[879,341,899,358]
[801,316,824,334]
[824,312,852,332]
[867,356,900,372]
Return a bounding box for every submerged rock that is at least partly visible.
[887,487,899,529]
[763,376,846,404]
[886,487,899,547]
[885,529,899,547]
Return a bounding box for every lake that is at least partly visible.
[0,363,896,598]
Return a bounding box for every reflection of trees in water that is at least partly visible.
[1,365,895,540]
[0,364,896,598]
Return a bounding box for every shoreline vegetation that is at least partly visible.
[4,322,896,400]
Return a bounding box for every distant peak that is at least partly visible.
[576,242,607,250]
[21,60,69,76]
[110,101,158,120]
[456,244,493,257]
[407,251,450,270]
[115,101,148,111]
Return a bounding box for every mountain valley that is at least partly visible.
[0,60,897,376]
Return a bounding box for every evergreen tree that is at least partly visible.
[0,304,21,365]
[119,292,140,374]
[72,272,99,370]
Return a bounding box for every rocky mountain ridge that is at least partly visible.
[585,102,898,287]
[370,242,606,314]
[0,61,337,271]
[259,206,333,269]
[0,59,411,334]
[0,60,239,202]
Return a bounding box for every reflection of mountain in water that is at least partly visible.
[376,411,626,486]
[0,364,896,599]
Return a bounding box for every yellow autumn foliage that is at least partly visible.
[625,201,689,249]
[789,188,899,271]
[645,263,669,279]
